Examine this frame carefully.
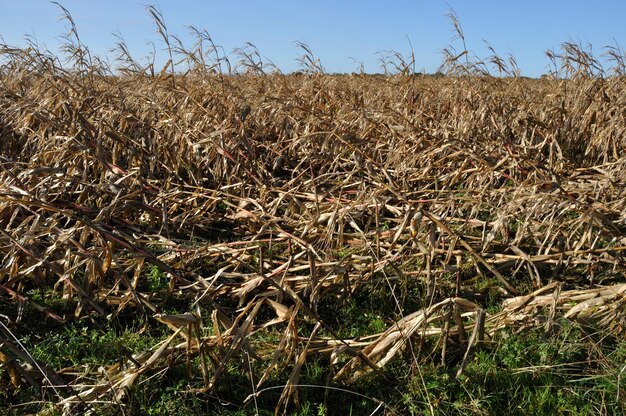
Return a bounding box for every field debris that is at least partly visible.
[0,15,625,414]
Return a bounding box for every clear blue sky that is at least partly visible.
[1,1,625,77]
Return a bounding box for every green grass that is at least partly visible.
[148,264,170,292]
[3,279,626,415]
[399,318,626,415]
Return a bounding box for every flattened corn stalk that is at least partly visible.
[0,23,625,413]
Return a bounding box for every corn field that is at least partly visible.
[1,8,626,415]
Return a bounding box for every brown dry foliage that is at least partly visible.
[0,33,625,413]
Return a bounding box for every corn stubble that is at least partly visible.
[1,12,626,415]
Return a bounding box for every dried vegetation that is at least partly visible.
[0,6,625,415]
